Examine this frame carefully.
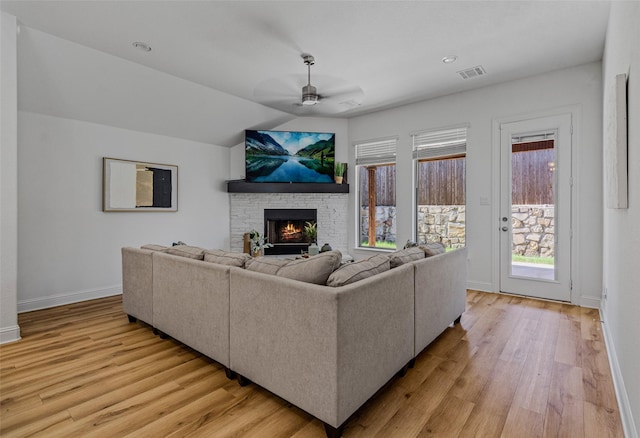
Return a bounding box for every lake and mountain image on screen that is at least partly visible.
[245,130,335,183]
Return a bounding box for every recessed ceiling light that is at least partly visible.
[132,42,152,52]
[442,56,458,64]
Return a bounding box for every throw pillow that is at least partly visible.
[276,250,342,285]
[164,245,205,260]
[140,244,168,252]
[245,257,291,275]
[326,254,390,287]
[420,242,446,257]
[388,247,425,268]
[204,249,252,268]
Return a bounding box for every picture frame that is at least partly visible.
[605,73,628,209]
[103,157,178,212]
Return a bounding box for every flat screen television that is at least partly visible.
[245,130,335,183]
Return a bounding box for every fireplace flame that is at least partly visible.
[280,222,303,242]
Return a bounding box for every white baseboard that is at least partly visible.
[466,281,493,292]
[601,308,638,438]
[0,325,21,344]
[580,295,601,309]
[18,285,122,313]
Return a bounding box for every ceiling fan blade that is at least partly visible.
[253,74,305,102]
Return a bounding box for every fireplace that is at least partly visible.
[264,209,317,255]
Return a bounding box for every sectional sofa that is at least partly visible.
[122,244,467,437]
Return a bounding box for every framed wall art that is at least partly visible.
[605,73,628,209]
[103,157,178,212]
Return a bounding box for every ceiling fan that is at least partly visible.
[253,53,364,115]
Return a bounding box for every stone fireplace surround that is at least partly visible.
[229,193,349,255]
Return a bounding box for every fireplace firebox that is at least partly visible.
[264,209,317,255]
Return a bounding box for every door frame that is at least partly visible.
[492,106,580,304]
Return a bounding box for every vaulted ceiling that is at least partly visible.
[1,1,611,146]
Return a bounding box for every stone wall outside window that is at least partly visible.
[360,204,554,257]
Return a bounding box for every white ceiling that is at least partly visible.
[1,0,611,146]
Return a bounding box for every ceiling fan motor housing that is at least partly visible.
[302,84,318,105]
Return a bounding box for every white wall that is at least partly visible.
[17,112,230,312]
[601,2,640,436]
[348,62,603,303]
[1,12,20,343]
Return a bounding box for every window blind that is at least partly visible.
[355,138,397,165]
[412,127,467,160]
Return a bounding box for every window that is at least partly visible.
[355,138,397,249]
[413,127,467,248]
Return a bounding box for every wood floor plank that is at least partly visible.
[173,387,285,438]
[458,358,525,437]
[2,345,190,424]
[0,410,74,438]
[501,406,544,438]
[120,388,238,438]
[374,360,457,437]
[510,340,554,415]
[554,318,582,367]
[0,292,624,438]
[417,394,475,437]
[542,362,585,437]
[583,401,624,438]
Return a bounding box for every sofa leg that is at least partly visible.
[224,367,236,380]
[396,362,411,378]
[324,422,344,438]
[127,314,137,323]
[237,374,252,387]
[158,331,169,340]
[152,327,159,336]
[454,314,462,324]
[408,358,416,369]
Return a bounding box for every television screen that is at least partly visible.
[245,130,335,183]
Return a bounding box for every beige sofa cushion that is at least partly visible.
[245,257,291,275]
[140,244,168,252]
[388,247,425,268]
[326,254,390,287]
[164,245,205,260]
[420,242,446,257]
[276,251,342,285]
[204,249,251,267]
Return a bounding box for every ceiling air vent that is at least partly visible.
[457,65,486,79]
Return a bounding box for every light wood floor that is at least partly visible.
[0,291,623,437]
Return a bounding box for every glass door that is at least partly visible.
[499,114,572,301]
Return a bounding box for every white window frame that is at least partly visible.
[412,126,468,245]
[354,137,398,250]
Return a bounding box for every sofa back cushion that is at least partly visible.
[388,247,425,268]
[420,242,446,257]
[204,249,252,268]
[326,254,390,287]
[164,245,206,260]
[245,257,291,275]
[140,244,168,252]
[276,251,342,285]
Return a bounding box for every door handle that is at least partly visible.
[502,226,509,232]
